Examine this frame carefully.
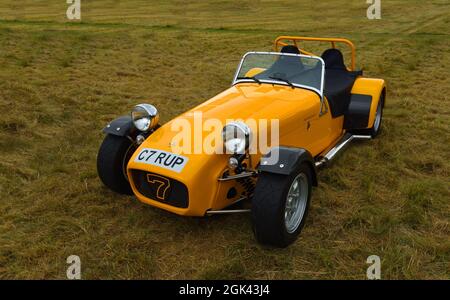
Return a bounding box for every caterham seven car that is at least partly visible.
[97,36,386,247]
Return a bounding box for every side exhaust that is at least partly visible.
[315,133,371,168]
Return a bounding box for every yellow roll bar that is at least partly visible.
[274,36,356,71]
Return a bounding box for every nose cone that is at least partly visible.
[126,83,320,216]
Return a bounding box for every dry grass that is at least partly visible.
[0,0,449,279]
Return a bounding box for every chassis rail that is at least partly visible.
[315,133,371,168]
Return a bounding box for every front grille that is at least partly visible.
[131,170,189,208]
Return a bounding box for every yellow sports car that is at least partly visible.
[97,36,386,247]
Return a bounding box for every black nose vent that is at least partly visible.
[130,170,189,208]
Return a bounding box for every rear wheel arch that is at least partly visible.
[381,87,386,108]
[346,78,386,130]
[366,81,386,129]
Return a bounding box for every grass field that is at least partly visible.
[0,0,449,279]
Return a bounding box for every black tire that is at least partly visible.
[97,134,136,195]
[252,163,312,248]
[351,92,385,138]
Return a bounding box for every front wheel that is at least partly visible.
[252,163,312,248]
[97,134,137,195]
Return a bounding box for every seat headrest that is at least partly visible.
[281,45,300,54]
[321,48,346,70]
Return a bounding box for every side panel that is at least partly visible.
[275,96,344,158]
[349,78,386,129]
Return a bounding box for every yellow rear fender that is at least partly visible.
[346,78,386,129]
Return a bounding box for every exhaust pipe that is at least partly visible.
[315,133,371,168]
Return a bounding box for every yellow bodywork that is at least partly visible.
[126,36,386,216]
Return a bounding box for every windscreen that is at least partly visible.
[235,52,324,95]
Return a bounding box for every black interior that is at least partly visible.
[255,45,323,91]
[253,46,363,117]
[321,48,362,117]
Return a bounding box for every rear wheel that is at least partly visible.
[97,134,137,195]
[252,163,312,247]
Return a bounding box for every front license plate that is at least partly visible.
[134,148,188,173]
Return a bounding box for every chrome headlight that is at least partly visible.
[222,121,252,154]
[131,104,159,132]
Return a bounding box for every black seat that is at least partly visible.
[280,45,300,54]
[269,45,304,75]
[322,49,361,118]
[322,48,347,70]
